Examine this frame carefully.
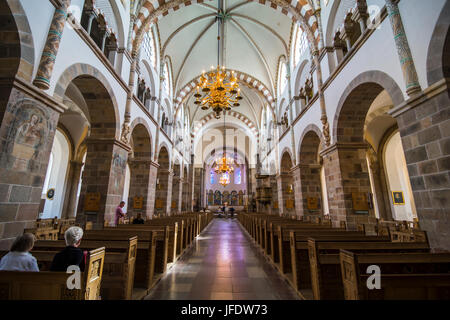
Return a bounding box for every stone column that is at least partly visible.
[321,143,377,229]
[352,0,369,33]
[146,161,159,219]
[165,171,173,216]
[193,167,204,210]
[385,0,422,96]
[0,88,63,249]
[171,176,181,213]
[390,81,450,251]
[62,160,83,219]
[292,166,303,219]
[76,139,130,228]
[33,0,71,90]
[333,32,346,65]
[269,175,279,215]
[128,158,154,219]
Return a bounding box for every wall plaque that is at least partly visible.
[133,197,143,209]
[307,197,319,210]
[286,199,295,209]
[85,193,101,212]
[352,192,369,214]
[155,199,164,209]
[46,188,55,200]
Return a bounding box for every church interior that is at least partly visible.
[0,0,449,301]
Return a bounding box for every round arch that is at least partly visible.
[53,63,121,139]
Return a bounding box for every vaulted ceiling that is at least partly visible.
[156,0,294,128]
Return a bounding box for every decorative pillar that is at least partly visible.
[333,31,346,65]
[33,0,71,90]
[385,0,422,96]
[86,12,96,35]
[120,55,137,144]
[312,51,331,147]
[128,158,155,219]
[352,0,369,33]
[165,170,173,216]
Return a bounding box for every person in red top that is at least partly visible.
[115,201,127,226]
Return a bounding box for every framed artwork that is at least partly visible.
[392,191,405,205]
[46,188,55,200]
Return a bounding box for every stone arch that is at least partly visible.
[1,0,35,83]
[129,117,153,158]
[155,144,171,215]
[298,124,324,161]
[279,149,295,215]
[192,110,259,137]
[156,142,171,165]
[53,63,121,139]
[132,0,320,57]
[426,0,450,86]
[280,148,294,172]
[332,70,404,144]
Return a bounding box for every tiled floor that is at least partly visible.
[144,218,299,300]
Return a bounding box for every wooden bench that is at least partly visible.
[0,247,105,300]
[308,239,430,300]
[31,237,137,300]
[145,219,184,259]
[288,231,391,297]
[82,229,159,292]
[108,225,170,274]
[340,250,450,300]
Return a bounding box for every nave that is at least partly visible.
[145,218,298,300]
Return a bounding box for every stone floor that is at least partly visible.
[144,218,299,300]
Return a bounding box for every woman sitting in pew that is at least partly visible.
[50,226,86,272]
[0,233,39,272]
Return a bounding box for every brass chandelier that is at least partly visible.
[193,2,242,119]
[218,172,231,187]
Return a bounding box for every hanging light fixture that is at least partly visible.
[193,0,242,119]
[219,172,231,187]
[213,108,234,175]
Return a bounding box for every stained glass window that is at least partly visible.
[234,167,241,185]
[163,63,170,98]
[210,170,215,185]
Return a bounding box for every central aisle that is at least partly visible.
[145,218,299,300]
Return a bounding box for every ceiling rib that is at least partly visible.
[229,18,275,94]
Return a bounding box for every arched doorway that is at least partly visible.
[327,72,407,229]
[155,146,170,216]
[278,151,295,216]
[57,73,126,228]
[127,123,153,219]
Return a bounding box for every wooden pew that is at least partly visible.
[340,250,450,300]
[108,225,170,274]
[308,239,430,300]
[288,231,391,297]
[31,237,137,300]
[82,229,158,291]
[145,219,183,259]
[0,247,105,300]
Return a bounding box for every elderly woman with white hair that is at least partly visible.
[50,226,86,272]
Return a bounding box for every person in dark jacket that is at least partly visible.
[50,226,86,272]
[132,213,145,224]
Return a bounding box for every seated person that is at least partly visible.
[229,207,235,218]
[0,233,39,272]
[132,213,145,224]
[50,226,86,272]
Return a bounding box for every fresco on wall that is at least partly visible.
[231,191,238,206]
[214,191,222,205]
[207,190,213,206]
[1,98,52,173]
[223,191,230,205]
[238,191,244,206]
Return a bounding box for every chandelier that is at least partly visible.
[214,155,234,175]
[193,1,242,119]
[219,172,231,187]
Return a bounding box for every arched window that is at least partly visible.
[278,62,287,97]
[234,167,241,185]
[294,26,309,67]
[210,170,215,185]
[143,29,157,69]
[163,62,171,98]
